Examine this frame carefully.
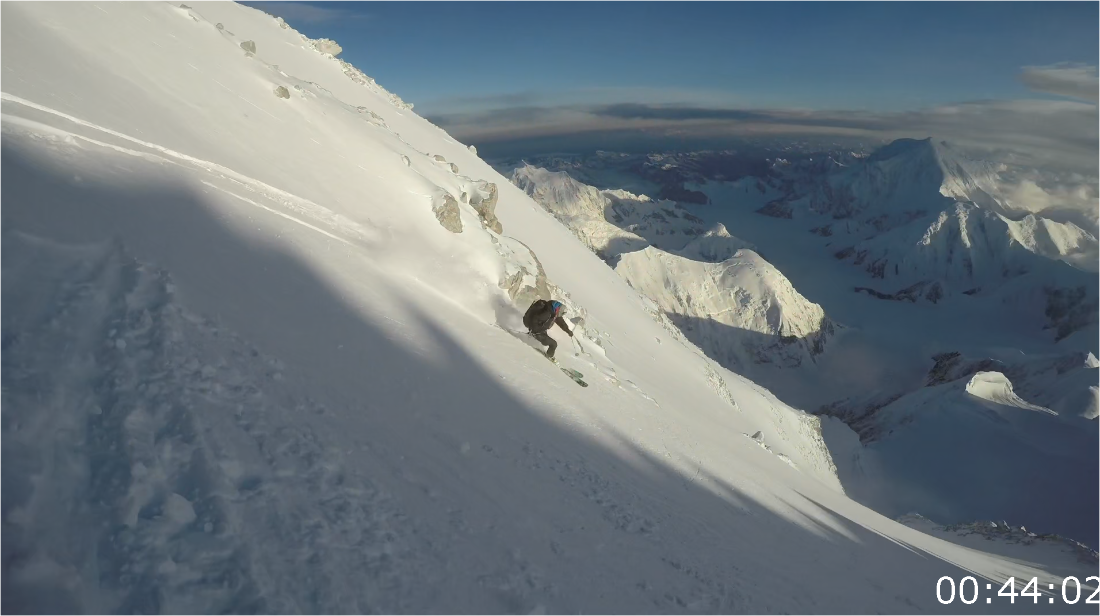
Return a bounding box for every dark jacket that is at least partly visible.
[523,299,572,335]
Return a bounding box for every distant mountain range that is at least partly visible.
[503,139,1098,547]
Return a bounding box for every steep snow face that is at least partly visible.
[3,2,1098,613]
[616,248,836,369]
[508,138,1097,556]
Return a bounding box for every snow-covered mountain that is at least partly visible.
[831,138,1005,223]
[730,138,1100,344]
[760,139,1009,225]
[500,139,1099,554]
[818,348,1098,546]
[512,163,755,262]
[838,202,1099,332]
[776,141,1096,285]
[511,149,1100,549]
[511,164,835,370]
[616,248,835,369]
[10,2,1097,613]
[821,348,1099,438]
[923,349,1099,419]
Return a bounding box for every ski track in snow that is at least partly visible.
[1,235,427,613]
[0,94,377,248]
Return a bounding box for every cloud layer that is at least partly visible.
[429,63,1098,176]
[1019,64,1099,103]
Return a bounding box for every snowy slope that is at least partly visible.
[2,2,1097,613]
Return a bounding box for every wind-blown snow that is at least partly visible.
[2,2,1096,613]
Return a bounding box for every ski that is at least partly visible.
[560,367,588,387]
[543,351,588,387]
[499,324,588,387]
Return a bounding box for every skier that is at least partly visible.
[523,299,573,360]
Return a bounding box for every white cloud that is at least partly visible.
[999,176,1099,231]
[858,99,1098,174]
[1019,64,1098,102]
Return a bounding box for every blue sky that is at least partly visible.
[246,2,1098,169]
[248,2,1095,111]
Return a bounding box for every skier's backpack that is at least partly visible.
[523,299,550,330]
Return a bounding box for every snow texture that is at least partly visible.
[1,2,1096,614]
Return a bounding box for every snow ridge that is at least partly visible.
[2,234,424,612]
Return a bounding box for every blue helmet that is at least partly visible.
[551,300,563,314]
